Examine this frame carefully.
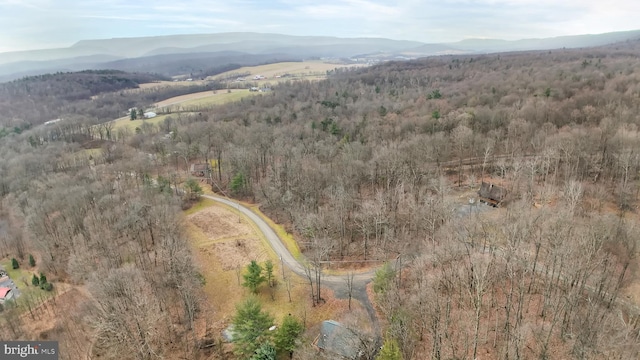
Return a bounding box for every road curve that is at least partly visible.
[202,194,382,337]
[202,194,377,284]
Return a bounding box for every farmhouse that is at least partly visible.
[0,287,13,303]
[190,163,210,177]
[478,181,507,207]
[314,320,362,359]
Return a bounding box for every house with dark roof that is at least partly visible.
[314,320,362,359]
[190,163,210,177]
[478,181,507,207]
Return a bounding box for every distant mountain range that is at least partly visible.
[1,30,640,82]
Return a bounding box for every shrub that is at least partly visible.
[41,282,53,291]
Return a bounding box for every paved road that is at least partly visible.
[202,194,381,334]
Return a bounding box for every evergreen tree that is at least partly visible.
[39,273,47,285]
[243,260,266,294]
[230,173,246,195]
[130,109,137,120]
[184,178,203,200]
[373,263,395,294]
[264,260,274,287]
[250,341,276,360]
[31,274,40,286]
[274,315,304,359]
[11,258,19,269]
[28,254,36,267]
[232,297,274,358]
[41,282,53,291]
[376,338,403,360]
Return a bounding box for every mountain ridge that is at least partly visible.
[1,30,640,81]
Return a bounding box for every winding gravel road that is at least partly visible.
[203,194,381,334]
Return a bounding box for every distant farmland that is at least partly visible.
[211,60,367,83]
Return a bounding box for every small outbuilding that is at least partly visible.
[478,181,507,207]
[190,163,210,177]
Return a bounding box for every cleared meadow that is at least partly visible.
[184,198,363,340]
[211,60,366,83]
[155,88,257,110]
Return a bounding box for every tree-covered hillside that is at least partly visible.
[3,39,640,359]
[0,70,167,126]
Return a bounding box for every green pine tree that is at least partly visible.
[376,338,403,360]
[41,282,53,291]
[31,274,40,286]
[184,178,203,200]
[232,297,274,358]
[373,263,396,294]
[250,341,276,360]
[274,315,304,359]
[11,258,19,269]
[39,273,47,285]
[230,173,246,195]
[243,260,266,294]
[264,260,274,287]
[28,254,36,267]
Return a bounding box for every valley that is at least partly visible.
[2,31,640,360]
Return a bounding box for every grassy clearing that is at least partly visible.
[80,148,102,158]
[243,202,302,259]
[212,60,365,82]
[203,195,302,259]
[124,80,208,94]
[176,89,257,108]
[104,89,255,133]
[0,258,33,286]
[0,258,56,312]
[183,197,216,216]
[155,89,255,109]
[111,114,172,132]
[184,200,355,337]
[186,204,298,324]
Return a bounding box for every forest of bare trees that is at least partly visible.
[2,38,640,358]
[0,140,206,359]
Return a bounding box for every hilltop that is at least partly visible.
[1,30,640,81]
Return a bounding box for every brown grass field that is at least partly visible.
[211,60,367,83]
[124,80,208,94]
[184,198,367,348]
[110,114,171,131]
[155,88,257,110]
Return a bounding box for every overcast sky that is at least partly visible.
[1,0,639,53]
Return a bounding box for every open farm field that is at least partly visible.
[110,114,170,131]
[211,60,367,83]
[125,80,208,93]
[155,88,256,109]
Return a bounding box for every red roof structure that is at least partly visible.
[0,287,11,299]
